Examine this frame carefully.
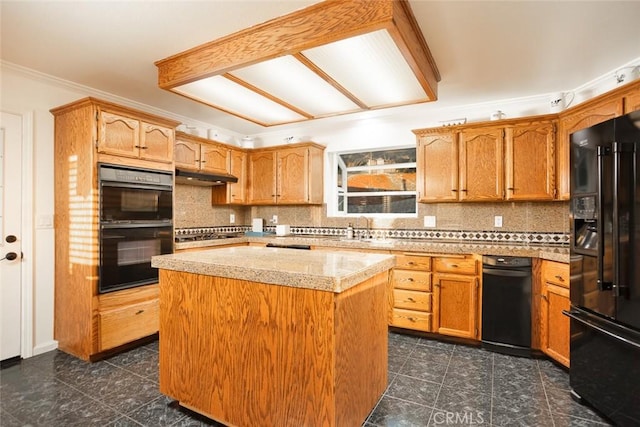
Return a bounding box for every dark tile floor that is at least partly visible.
[1,332,611,426]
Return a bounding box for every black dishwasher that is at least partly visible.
[482,255,532,357]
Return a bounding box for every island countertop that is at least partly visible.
[152,246,396,293]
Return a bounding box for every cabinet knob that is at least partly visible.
[450,264,458,268]
[408,261,415,265]
[407,297,415,302]
[555,275,565,282]
[407,278,414,282]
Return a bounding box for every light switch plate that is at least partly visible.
[230,213,235,224]
[494,216,503,227]
[272,215,278,224]
[36,214,54,229]
[424,215,436,228]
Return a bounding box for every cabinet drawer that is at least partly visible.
[544,261,570,288]
[395,254,431,271]
[99,299,158,351]
[433,256,478,275]
[391,269,431,291]
[391,308,432,332]
[393,289,432,312]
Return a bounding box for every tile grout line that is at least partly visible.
[537,358,558,427]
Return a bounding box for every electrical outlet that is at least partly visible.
[494,216,503,227]
[230,213,235,224]
[272,215,278,224]
[424,215,436,228]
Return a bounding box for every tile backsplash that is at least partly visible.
[174,184,570,237]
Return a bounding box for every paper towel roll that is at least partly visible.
[252,218,263,233]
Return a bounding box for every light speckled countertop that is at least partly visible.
[175,235,570,263]
[152,246,396,293]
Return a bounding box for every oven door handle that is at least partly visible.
[101,222,172,229]
[100,181,172,192]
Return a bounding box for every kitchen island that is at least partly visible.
[151,246,395,427]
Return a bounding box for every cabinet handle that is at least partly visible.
[200,160,206,163]
[460,189,467,192]
[450,264,459,268]
[451,189,458,192]
[434,283,441,287]
[135,310,145,315]
[408,317,416,322]
[406,278,414,282]
[406,297,415,302]
[134,145,141,148]
[407,261,416,265]
[507,187,515,190]
[555,275,565,282]
[541,294,548,301]
[140,146,148,150]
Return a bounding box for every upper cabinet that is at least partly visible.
[212,147,248,205]
[415,117,556,202]
[505,120,556,200]
[622,81,640,114]
[416,132,458,202]
[175,132,230,175]
[459,127,504,201]
[248,142,325,205]
[98,110,175,165]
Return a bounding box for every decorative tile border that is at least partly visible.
[176,226,569,246]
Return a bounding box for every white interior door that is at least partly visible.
[0,112,23,361]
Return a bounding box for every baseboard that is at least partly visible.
[32,340,58,357]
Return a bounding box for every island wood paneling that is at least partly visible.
[158,269,388,427]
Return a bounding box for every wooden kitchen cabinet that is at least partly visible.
[98,110,174,165]
[622,81,640,113]
[212,147,247,204]
[416,131,459,202]
[248,142,325,205]
[50,97,178,361]
[539,260,570,367]
[432,254,481,339]
[414,116,557,202]
[505,119,556,200]
[388,253,433,332]
[459,126,504,201]
[175,131,230,175]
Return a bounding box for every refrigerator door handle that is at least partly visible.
[597,145,613,291]
[564,309,640,351]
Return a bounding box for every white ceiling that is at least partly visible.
[2,1,640,136]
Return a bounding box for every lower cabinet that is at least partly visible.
[389,252,481,340]
[539,260,571,367]
[432,255,481,339]
[96,284,160,354]
[389,253,433,332]
[99,298,159,351]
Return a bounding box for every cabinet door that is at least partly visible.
[140,123,173,163]
[623,84,640,113]
[228,149,247,204]
[417,132,459,202]
[98,111,140,158]
[175,139,201,170]
[201,144,230,175]
[505,120,556,200]
[277,147,309,204]
[459,127,504,201]
[248,151,277,204]
[433,274,478,339]
[556,98,624,199]
[540,282,570,367]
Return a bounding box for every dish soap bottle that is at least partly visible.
[346,223,354,239]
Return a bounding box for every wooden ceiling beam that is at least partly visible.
[155,0,440,102]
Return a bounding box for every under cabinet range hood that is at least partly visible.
[174,168,238,186]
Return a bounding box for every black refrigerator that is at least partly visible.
[568,110,640,426]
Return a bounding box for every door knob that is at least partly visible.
[5,235,17,243]
[2,252,18,261]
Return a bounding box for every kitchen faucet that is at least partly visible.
[357,216,371,239]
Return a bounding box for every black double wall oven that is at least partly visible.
[99,163,173,293]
